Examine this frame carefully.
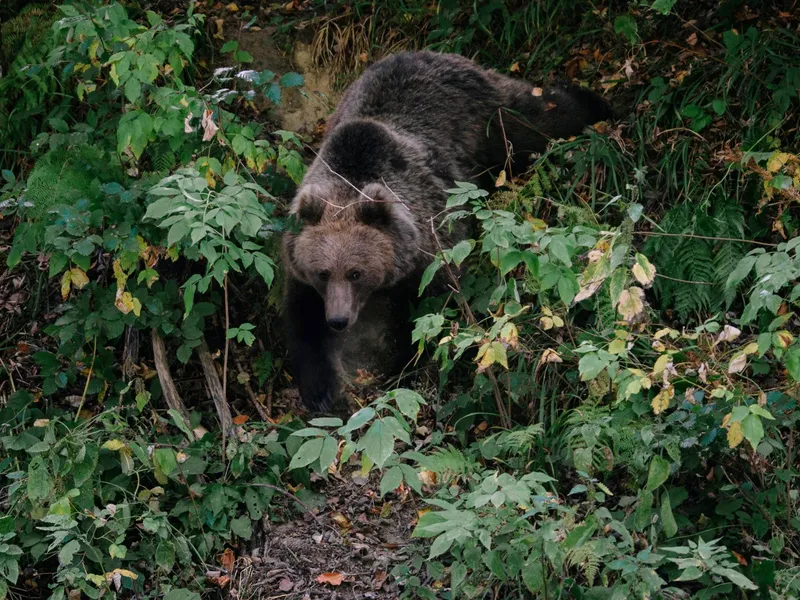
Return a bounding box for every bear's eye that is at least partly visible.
[318,271,330,282]
[348,270,361,282]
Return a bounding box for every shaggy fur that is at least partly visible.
[283,51,612,412]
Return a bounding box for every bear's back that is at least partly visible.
[326,52,503,165]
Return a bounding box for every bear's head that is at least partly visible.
[285,182,420,332]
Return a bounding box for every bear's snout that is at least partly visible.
[327,317,350,331]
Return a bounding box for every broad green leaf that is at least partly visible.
[418,260,442,295]
[231,516,253,540]
[428,534,454,559]
[58,540,80,566]
[319,435,338,471]
[449,240,473,267]
[156,541,175,572]
[289,438,324,470]
[380,466,404,497]
[360,421,395,468]
[27,456,52,503]
[646,456,670,491]
[661,491,678,537]
[741,414,764,450]
[153,448,178,476]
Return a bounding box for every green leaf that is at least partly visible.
[578,353,607,381]
[308,417,343,427]
[380,466,404,497]
[660,491,678,537]
[392,389,424,422]
[253,253,275,287]
[319,436,338,471]
[500,250,523,276]
[58,540,81,566]
[714,567,758,590]
[289,438,324,470]
[650,0,677,14]
[646,456,670,491]
[726,255,757,289]
[231,516,253,540]
[360,421,395,468]
[548,235,571,266]
[449,240,473,267]
[429,534,453,559]
[156,541,175,572]
[741,414,764,450]
[451,562,467,593]
[522,559,544,593]
[221,40,238,53]
[279,72,304,87]
[418,260,442,295]
[339,407,376,434]
[786,346,800,383]
[124,76,141,103]
[712,99,727,115]
[234,50,254,63]
[614,15,639,45]
[27,456,52,503]
[153,448,178,476]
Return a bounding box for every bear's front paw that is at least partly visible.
[298,374,338,413]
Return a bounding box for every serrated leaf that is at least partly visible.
[27,456,52,503]
[418,260,442,295]
[617,286,646,322]
[360,421,395,468]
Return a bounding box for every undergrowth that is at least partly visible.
[1,1,799,599]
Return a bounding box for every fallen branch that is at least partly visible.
[197,339,235,446]
[151,329,191,425]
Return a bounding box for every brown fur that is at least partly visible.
[282,51,613,412]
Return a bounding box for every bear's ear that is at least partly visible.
[293,185,325,226]
[354,183,408,230]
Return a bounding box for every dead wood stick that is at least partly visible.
[234,356,270,421]
[197,339,234,441]
[151,329,191,424]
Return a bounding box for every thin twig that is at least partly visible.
[0,358,16,393]
[427,217,512,429]
[234,356,270,421]
[74,337,97,421]
[626,230,778,247]
[223,273,230,398]
[246,483,324,525]
[655,273,713,286]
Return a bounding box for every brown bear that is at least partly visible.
[282,51,612,411]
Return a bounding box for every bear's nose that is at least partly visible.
[327,317,349,331]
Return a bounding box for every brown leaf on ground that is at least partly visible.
[315,572,344,586]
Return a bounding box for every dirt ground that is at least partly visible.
[233,466,419,600]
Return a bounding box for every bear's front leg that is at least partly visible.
[284,278,340,412]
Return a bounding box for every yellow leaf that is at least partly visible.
[113,259,127,288]
[728,353,747,374]
[766,151,793,173]
[495,170,507,188]
[608,338,626,355]
[653,354,672,375]
[33,419,50,427]
[115,289,141,316]
[102,439,126,451]
[742,342,759,355]
[721,413,731,428]
[631,253,656,287]
[538,348,563,368]
[617,286,646,322]
[654,327,678,340]
[531,87,543,96]
[110,63,120,86]
[651,386,674,415]
[106,568,138,581]
[529,218,547,231]
[774,330,794,349]
[500,322,519,349]
[69,268,89,289]
[727,421,744,448]
[61,270,72,300]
